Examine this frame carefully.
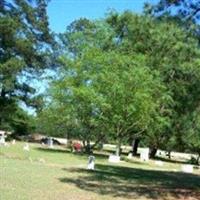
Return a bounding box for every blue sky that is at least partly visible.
[47,0,158,33]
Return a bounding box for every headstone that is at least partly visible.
[12,139,16,145]
[127,152,132,159]
[108,154,120,163]
[41,142,45,146]
[181,164,193,173]
[0,134,6,146]
[4,142,10,147]
[87,155,95,170]
[155,160,164,166]
[47,137,53,148]
[140,148,149,162]
[23,143,30,151]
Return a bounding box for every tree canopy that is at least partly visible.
[37,12,200,158]
[0,0,53,133]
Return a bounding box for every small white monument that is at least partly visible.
[140,148,149,162]
[87,155,95,170]
[12,139,16,145]
[4,142,10,147]
[41,142,45,146]
[108,154,120,163]
[181,164,193,173]
[127,152,132,159]
[0,134,6,146]
[23,143,30,151]
[47,137,53,148]
[155,160,164,166]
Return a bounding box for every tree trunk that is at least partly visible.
[197,153,200,165]
[116,139,121,156]
[82,140,86,148]
[91,134,105,150]
[149,147,157,158]
[85,140,92,153]
[132,138,140,156]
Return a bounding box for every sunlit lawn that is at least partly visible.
[0,142,200,200]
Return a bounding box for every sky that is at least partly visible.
[47,0,158,33]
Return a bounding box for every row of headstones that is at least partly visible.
[108,148,194,173]
[0,135,195,173]
[88,154,167,171]
[0,135,54,148]
[0,135,53,153]
[109,148,150,162]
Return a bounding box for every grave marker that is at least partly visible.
[47,137,53,148]
[87,155,95,170]
[23,143,30,151]
[155,160,164,166]
[0,134,6,146]
[127,152,132,159]
[108,154,120,163]
[181,164,193,173]
[140,148,149,162]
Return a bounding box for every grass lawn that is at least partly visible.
[0,142,200,200]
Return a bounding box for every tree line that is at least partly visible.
[1,0,200,163]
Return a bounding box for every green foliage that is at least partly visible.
[0,0,53,133]
[38,48,170,154]
[181,108,200,155]
[106,11,200,154]
[11,108,36,136]
[37,11,200,156]
[145,0,200,22]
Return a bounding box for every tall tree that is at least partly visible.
[41,48,169,155]
[0,0,53,132]
[144,0,200,39]
[106,11,200,156]
[145,0,200,22]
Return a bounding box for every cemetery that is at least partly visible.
[1,0,200,199]
[1,140,200,200]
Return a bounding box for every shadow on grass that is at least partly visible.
[35,147,109,161]
[155,156,189,165]
[36,147,71,154]
[60,164,200,200]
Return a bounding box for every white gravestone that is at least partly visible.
[140,148,149,162]
[12,139,16,145]
[127,152,132,159]
[23,143,30,151]
[4,142,9,147]
[41,142,45,146]
[155,160,164,166]
[181,164,193,173]
[0,135,6,145]
[108,154,120,163]
[87,155,95,170]
[47,137,53,148]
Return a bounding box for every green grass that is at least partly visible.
[0,142,200,200]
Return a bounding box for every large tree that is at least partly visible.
[38,12,200,157]
[40,47,169,155]
[106,11,200,156]
[144,0,200,40]
[0,0,53,132]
